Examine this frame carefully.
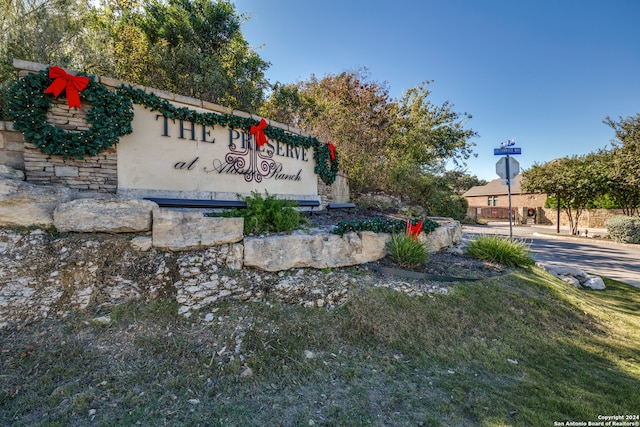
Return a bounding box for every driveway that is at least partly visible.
[462,223,640,288]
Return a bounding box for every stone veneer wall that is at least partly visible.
[317,171,350,205]
[538,208,626,229]
[2,59,348,203]
[0,121,24,170]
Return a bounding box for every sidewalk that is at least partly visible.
[528,224,608,238]
[465,222,610,242]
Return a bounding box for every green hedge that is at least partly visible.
[605,215,640,244]
[332,218,440,236]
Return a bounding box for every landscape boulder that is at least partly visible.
[0,165,25,180]
[420,219,463,252]
[54,198,158,233]
[244,230,390,271]
[152,209,244,251]
[0,176,72,227]
[536,262,606,290]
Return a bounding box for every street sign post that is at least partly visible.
[494,140,522,239]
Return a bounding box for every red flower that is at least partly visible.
[406,220,423,240]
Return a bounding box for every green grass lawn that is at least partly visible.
[1,267,639,426]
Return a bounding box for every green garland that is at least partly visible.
[7,67,339,184]
[7,69,134,158]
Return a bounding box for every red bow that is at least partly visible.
[43,66,89,110]
[406,220,423,240]
[328,141,336,161]
[250,118,268,148]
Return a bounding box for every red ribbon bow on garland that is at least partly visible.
[250,118,269,148]
[327,141,336,161]
[43,66,90,110]
[406,220,423,240]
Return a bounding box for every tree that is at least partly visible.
[522,155,605,234]
[133,0,269,111]
[388,82,477,169]
[262,69,395,192]
[602,114,640,216]
[0,0,270,117]
[441,170,488,195]
[0,0,112,118]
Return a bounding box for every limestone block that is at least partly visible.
[152,209,244,251]
[54,199,157,233]
[243,230,390,271]
[582,276,606,290]
[54,166,79,177]
[560,276,582,288]
[131,236,153,251]
[0,176,72,226]
[420,220,462,253]
[536,262,605,290]
[0,165,25,180]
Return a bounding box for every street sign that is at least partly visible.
[500,138,516,148]
[496,156,519,180]
[494,147,522,155]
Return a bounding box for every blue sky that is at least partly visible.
[233,0,640,181]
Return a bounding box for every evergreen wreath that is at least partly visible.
[7,69,134,159]
[7,67,339,184]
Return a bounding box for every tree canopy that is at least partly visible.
[0,0,268,113]
[260,69,477,215]
[522,155,605,234]
[601,114,640,216]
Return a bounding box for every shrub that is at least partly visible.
[385,234,430,268]
[333,218,440,236]
[216,191,303,235]
[466,235,535,267]
[605,215,640,244]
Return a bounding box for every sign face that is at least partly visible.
[117,104,318,200]
[494,147,522,155]
[496,156,519,180]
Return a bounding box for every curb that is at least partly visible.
[531,232,639,248]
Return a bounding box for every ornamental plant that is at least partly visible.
[219,191,304,236]
[385,233,430,268]
[605,215,640,244]
[466,235,535,268]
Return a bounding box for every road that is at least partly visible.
[462,223,640,288]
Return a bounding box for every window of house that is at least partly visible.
[487,196,498,206]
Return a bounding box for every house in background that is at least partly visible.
[463,174,547,223]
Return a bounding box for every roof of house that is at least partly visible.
[463,174,524,197]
